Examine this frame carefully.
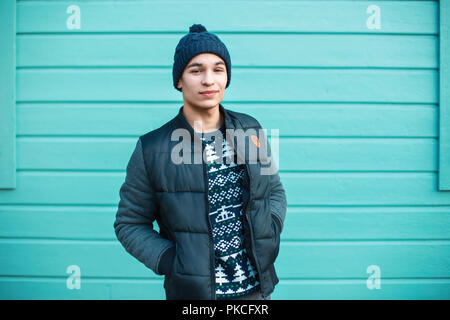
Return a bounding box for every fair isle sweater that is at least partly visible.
[199,123,260,299]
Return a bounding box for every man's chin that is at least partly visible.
[190,101,221,110]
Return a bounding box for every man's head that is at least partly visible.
[176,53,227,110]
[172,24,231,109]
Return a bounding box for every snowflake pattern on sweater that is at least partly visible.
[199,123,260,299]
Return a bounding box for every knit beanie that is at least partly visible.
[172,24,231,92]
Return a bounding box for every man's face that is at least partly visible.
[177,53,227,110]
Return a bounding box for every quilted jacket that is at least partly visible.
[114,103,287,300]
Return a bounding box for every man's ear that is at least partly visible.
[177,80,182,91]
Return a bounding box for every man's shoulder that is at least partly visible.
[139,118,176,153]
[140,118,174,138]
[225,108,261,129]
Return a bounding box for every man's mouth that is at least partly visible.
[200,90,218,96]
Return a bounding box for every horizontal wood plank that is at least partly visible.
[16,69,438,103]
[16,136,436,171]
[0,239,448,278]
[1,172,450,205]
[0,277,164,300]
[17,1,437,34]
[1,206,449,240]
[1,277,448,299]
[17,34,437,68]
[16,103,437,137]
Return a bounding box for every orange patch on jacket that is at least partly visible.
[250,135,260,148]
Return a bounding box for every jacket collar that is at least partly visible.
[172,103,253,167]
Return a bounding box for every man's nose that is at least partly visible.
[202,70,214,85]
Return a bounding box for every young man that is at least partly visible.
[114,24,287,300]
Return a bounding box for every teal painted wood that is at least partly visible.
[0,0,16,189]
[439,1,450,190]
[1,0,449,300]
[16,1,437,34]
[15,136,438,171]
[0,240,449,279]
[17,103,437,137]
[16,69,438,102]
[1,278,449,300]
[0,278,165,300]
[1,206,449,240]
[17,34,438,68]
[1,172,450,205]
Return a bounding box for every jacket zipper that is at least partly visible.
[201,143,217,300]
[244,162,265,299]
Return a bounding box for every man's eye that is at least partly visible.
[191,69,223,73]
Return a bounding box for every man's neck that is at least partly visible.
[182,103,224,133]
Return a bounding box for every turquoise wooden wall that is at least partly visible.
[1,0,449,299]
[0,0,16,189]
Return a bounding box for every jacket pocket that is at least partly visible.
[253,207,281,272]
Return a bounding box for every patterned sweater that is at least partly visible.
[199,122,260,299]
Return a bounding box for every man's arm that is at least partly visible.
[114,138,175,275]
[255,120,287,234]
[269,169,287,233]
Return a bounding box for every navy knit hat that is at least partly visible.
[173,24,231,92]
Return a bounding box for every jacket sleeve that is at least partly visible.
[114,137,175,275]
[269,170,287,233]
[255,120,287,233]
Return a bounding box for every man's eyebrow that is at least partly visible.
[186,61,225,68]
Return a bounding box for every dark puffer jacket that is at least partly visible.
[114,104,287,300]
